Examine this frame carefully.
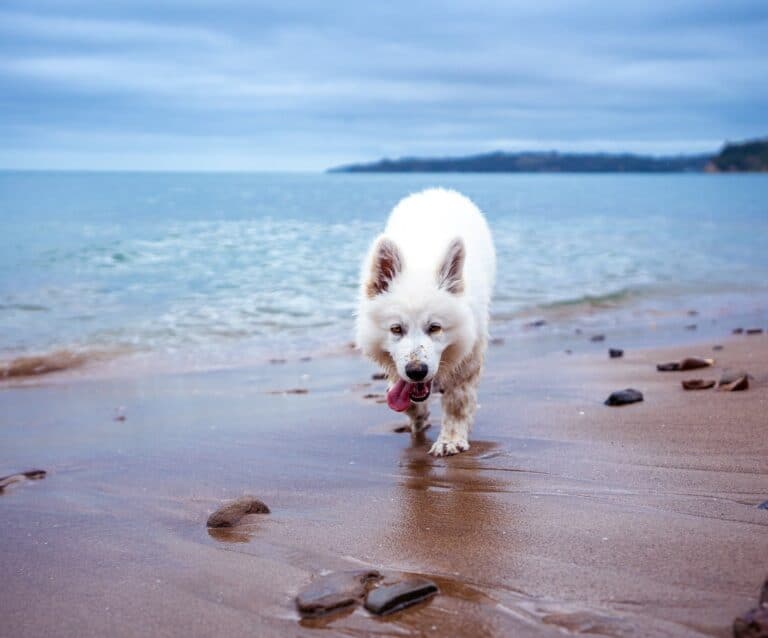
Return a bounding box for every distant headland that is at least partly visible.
[329,137,768,173]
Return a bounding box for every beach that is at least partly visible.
[2,323,766,637]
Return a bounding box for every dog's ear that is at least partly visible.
[437,238,465,294]
[366,237,403,298]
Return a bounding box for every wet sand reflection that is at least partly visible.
[393,431,517,576]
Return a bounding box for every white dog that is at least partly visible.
[355,188,496,456]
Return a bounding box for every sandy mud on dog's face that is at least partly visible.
[383,317,446,411]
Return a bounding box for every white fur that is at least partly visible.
[355,188,496,456]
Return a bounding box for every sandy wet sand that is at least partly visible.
[1,334,767,637]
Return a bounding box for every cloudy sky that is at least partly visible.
[1,1,767,170]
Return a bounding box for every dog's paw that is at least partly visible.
[429,438,470,457]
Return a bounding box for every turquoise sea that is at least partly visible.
[1,171,767,371]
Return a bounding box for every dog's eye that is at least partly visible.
[427,323,442,335]
[390,324,403,335]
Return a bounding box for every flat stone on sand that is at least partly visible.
[681,379,716,391]
[718,371,750,392]
[364,578,439,616]
[657,357,714,372]
[604,389,643,406]
[609,348,624,358]
[0,469,46,493]
[296,570,381,618]
[206,496,270,528]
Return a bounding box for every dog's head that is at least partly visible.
[356,235,476,410]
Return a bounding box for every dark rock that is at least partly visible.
[761,577,768,605]
[564,349,572,355]
[733,328,744,334]
[681,379,716,391]
[747,328,764,335]
[0,469,46,493]
[590,334,605,342]
[609,348,624,358]
[371,372,387,380]
[733,606,768,638]
[490,337,505,345]
[657,357,714,372]
[604,389,643,406]
[687,310,699,316]
[364,578,439,616]
[363,393,384,400]
[680,357,714,370]
[296,570,381,618]
[524,320,546,329]
[717,371,750,392]
[575,328,583,335]
[267,388,308,395]
[757,501,768,511]
[269,358,287,364]
[685,324,697,330]
[300,356,312,362]
[713,344,724,351]
[207,496,270,528]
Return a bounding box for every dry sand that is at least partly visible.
[1,333,766,637]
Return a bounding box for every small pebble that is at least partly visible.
[524,320,546,329]
[657,357,714,372]
[713,344,724,351]
[296,570,381,618]
[746,328,764,335]
[371,372,387,380]
[685,324,697,330]
[490,337,505,345]
[0,469,46,493]
[207,496,270,528]
[269,358,287,364]
[717,371,750,392]
[590,334,605,342]
[364,578,439,616]
[681,379,716,391]
[604,389,643,406]
[609,348,623,358]
[733,328,744,335]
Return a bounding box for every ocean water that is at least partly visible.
[1,171,767,372]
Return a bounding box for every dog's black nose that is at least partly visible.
[405,362,428,381]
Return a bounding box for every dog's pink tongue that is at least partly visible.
[387,379,412,412]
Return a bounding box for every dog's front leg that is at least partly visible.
[406,400,430,433]
[430,377,478,457]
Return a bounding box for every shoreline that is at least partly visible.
[1,316,767,636]
[2,285,766,388]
